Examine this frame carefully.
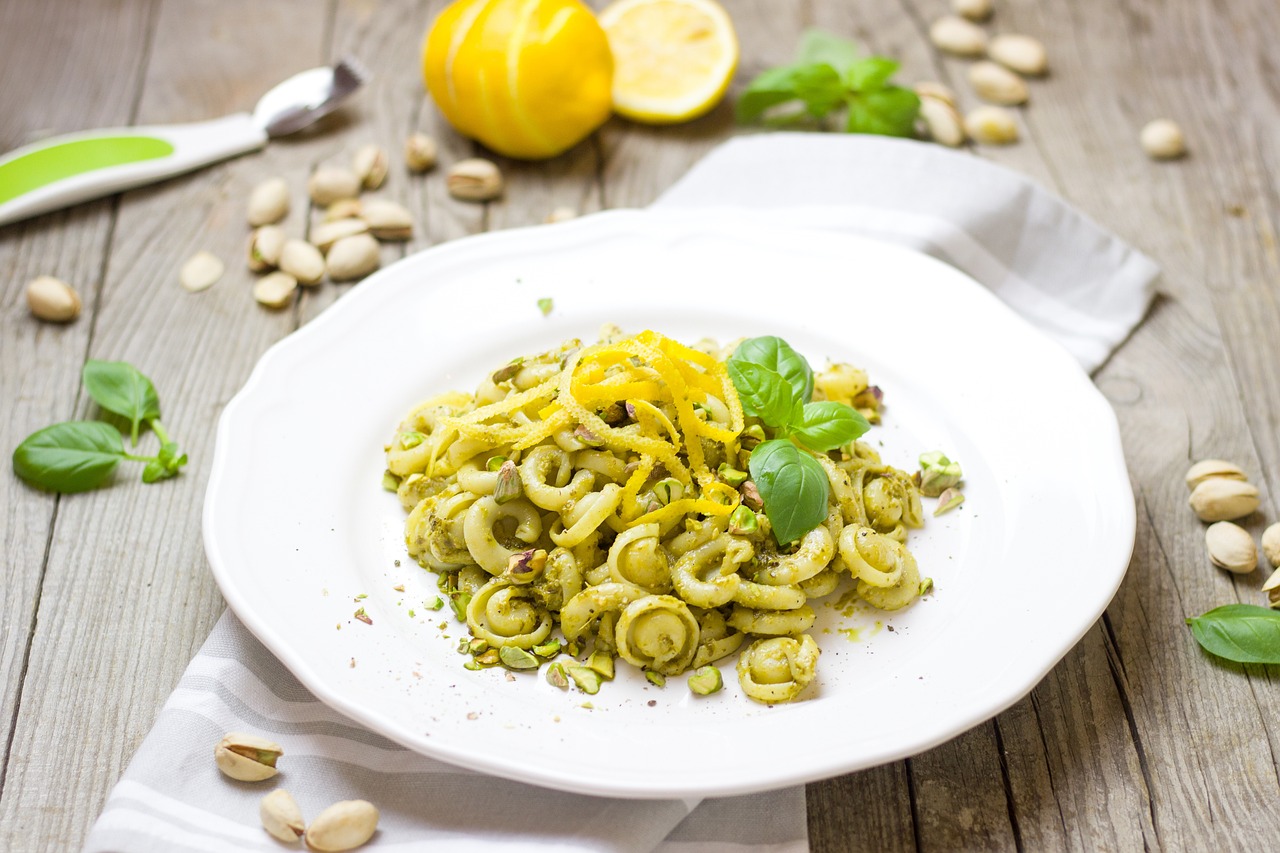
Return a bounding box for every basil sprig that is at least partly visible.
[737,30,920,137]
[1186,604,1280,665]
[728,337,869,545]
[12,361,187,493]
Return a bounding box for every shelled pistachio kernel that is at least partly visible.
[446,158,503,201]
[1185,459,1248,491]
[247,224,286,272]
[326,234,381,282]
[929,15,988,57]
[964,106,1019,145]
[1205,521,1257,574]
[1263,523,1280,568]
[404,132,438,173]
[307,166,362,207]
[305,799,379,852]
[179,250,224,292]
[253,271,298,309]
[247,177,289,226]
[279,239,325,286]
[352,143,389,190]
[1188,478,1259,522]
[25,275,81,322]
[260,788,305,843]
[988,34,1048,76]
[688,665,723,695]
[214,732,282,781]
[1141,119,1187,160]
[969,61,1029,105]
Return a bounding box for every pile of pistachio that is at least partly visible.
[214,732,379,850]
[1186,459,1280,605]
[920,0,1185,159]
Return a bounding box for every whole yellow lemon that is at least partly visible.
[423,0,614,160]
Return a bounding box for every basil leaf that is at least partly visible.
[846,86,920,138]
[749,439,829,546]
[82,360,161,445]
[727,361,801,428]
[790,64,847,117]
[731,337,814,404]
[12,421,124,493]
[845,56,899,92]
[796,29,861,72]
[736,64,845,121]
[793,401,870,451]
[1187,604,1280,664]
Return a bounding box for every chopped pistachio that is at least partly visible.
[741,424,766,448]
[645,671,666,687]
[717,463,748,486]
[493,459,522,505]
[506,548,547,582]
[355,593,368,601]
[485,455,508,472]
[728,504,759,535]
[740,480,764,510]
[919,577,935,595]
[456,638,472,654]
[499,646,540,670]
[537,297,554,316]
[429,596,445,611]
[382,470,400,492]
[652,478,683,505]
[573,424,604,447]
[399,431,426,449]
[491,358,523,383]
[688,665,723,695]
[546,662,570,689]
[354,607,372,625]
[566,665,602,694]
[532,639,562,658]
[933,488,965,516]
[449,592,471,621]
[468,638,489,655]
[463,660,483,671]
[918,451,963,497]
[475,649,500,666]
[587,650,615,680]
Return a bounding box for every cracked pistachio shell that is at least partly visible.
[1262,523,1280,568]
[352,143,389,190]
[308,166,362,207]
[326,234,381,282]
[361,199,413,240]
[279,239,326,286]
[951,0,993,21]
[964,106,1019,145]
[446,158,503,202]
[260,788,305,842]
[25,275,81,323]
[253,271,298,309]
[1185,459,1246,491]
[404,132,438,172]
[1205,521,1257,574]
[989,34,1049,76]
[214,732,282,781]
[1141,119,1186,160]
[247,177,289,226]
[305,799,379,852]
[247,225,286,272]
[179,251,224,292]
[1189,478,1259,522]
[919,96,966,147]
[310,218,370,254]
[324,198,364,222]
[914,81,957,107]
[969,61,1029,106]
[929,15,988,57]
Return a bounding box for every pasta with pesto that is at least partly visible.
[384,327,930,704]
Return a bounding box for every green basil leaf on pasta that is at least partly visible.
[82,360,161,445]
[749,439,829,546]
[1187,604,1280,665]
[727,360,801,428]
[730,336,814,405]
[12,420,125,493]
[793,401,870,451]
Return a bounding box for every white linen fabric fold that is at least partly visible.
[83,133,1158,853]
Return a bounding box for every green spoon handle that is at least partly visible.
[0,113,267,228]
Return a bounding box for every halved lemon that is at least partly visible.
[598,0,739,124]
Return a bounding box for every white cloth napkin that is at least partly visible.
[83,133,1158,853]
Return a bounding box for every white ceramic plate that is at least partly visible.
[204,209,1134,799]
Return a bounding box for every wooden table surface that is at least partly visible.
[3,0,1279,849]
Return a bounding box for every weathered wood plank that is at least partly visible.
[0,1,334,848]
[0,0,157,809]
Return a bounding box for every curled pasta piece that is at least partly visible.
[857,540,922,611]
[736,635,820,704]
[386,392,472,476]
[455,460,500,495]
[417,490,479,568]
[691,607,745,667]
[531,546,584,612]
[671,537,751,608]
[615,595,701,675]
[608,523,673,593]
[753,524,834,585]
[575,450,629,483]
[837,525,903,589]
[798,567,840,598]
[550,483,623,548]
[727,603,816,636]
[466,578,553,649]
[560,581,648,642]
[520,445,594,511]
[732,579,807,611]
[463,497,542,575]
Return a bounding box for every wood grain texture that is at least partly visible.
[2,0,1280,850]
